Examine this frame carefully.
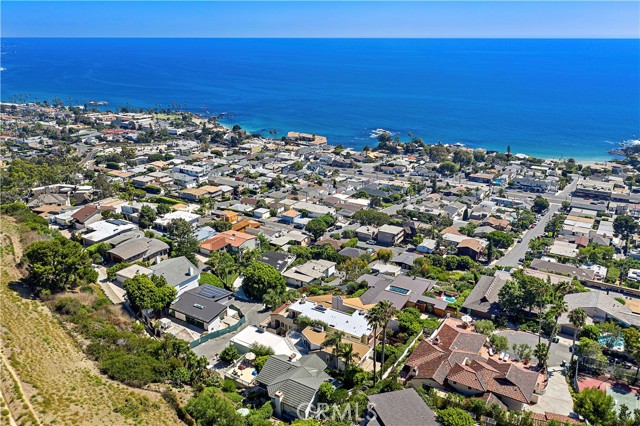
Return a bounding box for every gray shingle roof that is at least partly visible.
[107,237,169,261]
[256,354,330,412]
[150,256,198,287]
[461,274,507,317]
[367,388,438,426]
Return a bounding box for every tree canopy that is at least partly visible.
[123,274,176,312]
[24,237,97,292]
[242,261,286,301]
[167,218,198,264]
[185,387,244,426]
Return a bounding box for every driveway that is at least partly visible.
[192,298,270,361]
[526,366,574,417]
[496,330,571,367]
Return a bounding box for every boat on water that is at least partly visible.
[88,100,108,106]
[453,142,465,147]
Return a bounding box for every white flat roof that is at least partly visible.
[231,326,304,358]
[288,300,371,338]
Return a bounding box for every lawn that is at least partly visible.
[0,217,182,426]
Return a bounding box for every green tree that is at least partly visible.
[614,215,638,253]
[138,205,157,229]
[485,231,514,249]
[452,150,474,167]
[623,328,640,382]
[219,345,240,363]
[436,407,474,426]
[574,387,617,426]
[376,299,395,376]
[156,203,172,215]
[474,320,495,336]
[167,218,198,264]
[532,196,550,213]
[498,279,525,318]
[437,161,459,176]
[365,304,384,385]
[242,261,285,301]
[123,274,176,313]
[543,299,568,369]
[569,308,586,364]
[428,144,449,162]
[576,338,605,360]
[306,218,328,240]
[322,330,345,369]
[376,248,393,264]
[340,342,360,370]
[512,343,533,362]
[533,342,549,368]
[206,250,237,289]
[24,237,97,292]
[352,209,390,226]
[185,387,244,426]
[489,334,509,353]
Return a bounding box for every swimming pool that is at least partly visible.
[598,336,625,351]
[440,296,457,304]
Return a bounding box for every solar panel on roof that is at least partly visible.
[196,284,230,299]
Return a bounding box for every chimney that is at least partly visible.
[189,267,194,276]
[274,390,284,417]
[331,295,344,312]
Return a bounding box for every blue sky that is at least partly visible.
[2,1,638,38]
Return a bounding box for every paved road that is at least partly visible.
[192,299,270,361]
[496,330,571,367]
[496,205,559,267]
[496,178,580,268]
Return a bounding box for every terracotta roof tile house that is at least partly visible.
[404,319,541,411]
[199,230,258,254]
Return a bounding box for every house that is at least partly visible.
[271,230,311,247]
[71,205,103,229]
[529,259,595,281]
[356,226,378,242]
[370,263,402,276]
[483,216,511,232]
[457,238,487,261]
[461,272,510,320]
[193,226,217,242]
[199,230,258,255]
[574,179,614,199]
[359,274,439,313]
[255,354,331,419]
[115,264,153,285]
[559,292,640,333]
[279,209,301,224]
[283,259,336,287]
[270,296,373,344]
[338,247,366,259]
[377,225,405,246]
[106,237,170,263]
[390,251,421,270]
[365,388,438,426]
[150,256,200,295]
[81,219,137,245]
[230,325,305,359]
[168,285,234,332]
[259,251,296,273]
[153,211,201,231]
[404,319,540,411]
[301,325,372,371]
[416,239,437,254]
[253,208,270,219]
[512,177,550,193]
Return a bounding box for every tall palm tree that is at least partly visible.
[365,304,384,385]
[322,330,345,370]
[568,308,586,365]
[543,299,569,370]
[376,300,396,380]
[340,343,361,371]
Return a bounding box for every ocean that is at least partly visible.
[1,38,638,160]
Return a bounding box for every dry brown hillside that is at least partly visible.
[0,216,183,426]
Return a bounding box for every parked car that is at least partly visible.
[366,240,376,245]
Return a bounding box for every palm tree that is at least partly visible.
[365,304,384,385]
[376,300,396,379]
[322,330,345,370]
[569,308,586,365]
[340,343,361,370]
[543,299,569,370]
